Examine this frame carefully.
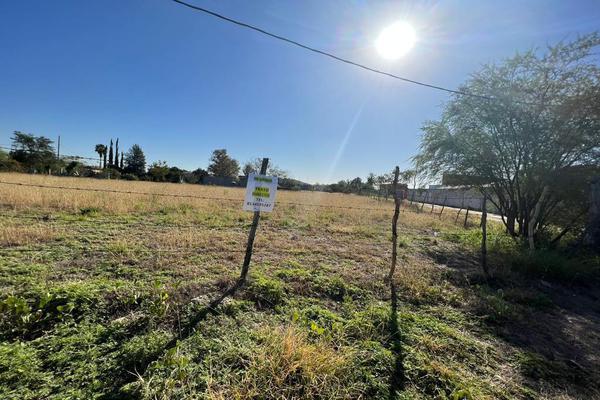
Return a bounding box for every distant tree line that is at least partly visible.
[1,133,411,196]
[313,169,417,198]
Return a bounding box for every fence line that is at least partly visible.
[0,181,404,212]
[0,180,488,213]
[0,202,488,229]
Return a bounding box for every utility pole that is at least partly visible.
[57,135,61,160]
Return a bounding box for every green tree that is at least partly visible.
[415,34,600,246]
[0,148,21,171]
[185,168,208,184]
[65,161,83,176]
[208,149,239,178]
[350,177,363,194]
[10,131,57,172]
[108,139,114,167]
[147,160,169,182]
[114,139,119,167]
[124,144,146,177]
[242,162,254,176]
[94,144,107,169]
[242,158,288,177]
[366,173,376,189]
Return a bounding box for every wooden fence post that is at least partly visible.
[455,208,462,223]
[481,195,489,278]
[439,195,447,218]
[455,192,465,223]
[420,191,427,211]
[239,158,269,283]
[388,166,401,282]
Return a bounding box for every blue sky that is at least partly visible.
[1,0,599,183]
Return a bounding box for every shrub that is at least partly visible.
[120,330,171,371]
[509,250,600,282]
[247,276,285,308]
[313,275,364,301]
[122,173,139,181]
[0,341,51,398]
[0,158,22,172]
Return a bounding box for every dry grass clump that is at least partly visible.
[0,173,243,213]
[0,173,394,216]
[0,224,61,246]
[206,326,360,400]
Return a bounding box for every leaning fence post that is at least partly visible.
[463,206,470,228]
[481,194,489,278]
[239,158,269,283]
[456,192,465,222]
[439,195,447,218]
[387,166,401,282]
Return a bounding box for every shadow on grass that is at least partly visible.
[165,276,245,349]
[422,242,600,397]
[388,281,405,399]
[104,278,246,399]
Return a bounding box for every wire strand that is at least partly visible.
[0,180,395,211]
[170,0,506,102]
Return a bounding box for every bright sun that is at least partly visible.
[375,21,416,60]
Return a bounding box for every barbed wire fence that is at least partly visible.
[0,175,493,271]
[0,167,493,374]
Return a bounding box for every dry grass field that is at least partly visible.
[1,173,599,399]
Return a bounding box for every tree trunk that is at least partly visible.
[528,186,549,252]
[583,177,600,249]
[506,212,516,237]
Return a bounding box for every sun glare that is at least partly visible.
[375,21,416,60]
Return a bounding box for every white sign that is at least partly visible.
[243,173,278,212]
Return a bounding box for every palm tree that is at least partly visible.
[94,144,107,169]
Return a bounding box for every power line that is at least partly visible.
[0,145,98,162]
[170,0,497,101]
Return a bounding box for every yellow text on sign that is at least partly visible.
[252,187,270,198]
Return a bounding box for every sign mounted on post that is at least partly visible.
[243,173,278,212]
